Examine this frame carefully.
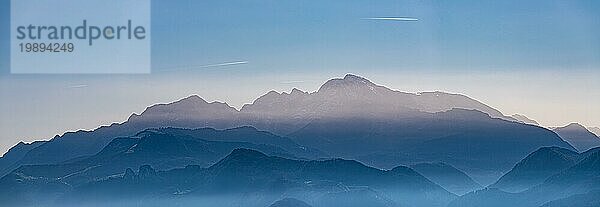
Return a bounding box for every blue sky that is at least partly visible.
[0,0,599,154]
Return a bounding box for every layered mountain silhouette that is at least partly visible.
[0,149,456,207]
[553,123,600,152]
[411,162,482,195]
[0,74,576,186]
[490,147,581,192]
[449,148,600,207]
[1,74,596,207]
[291,107,575,185]
[0,141,46,176]
[154,126,325,159]
[0,127,319,190]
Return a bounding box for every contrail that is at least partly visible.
[195,61,248,68]
[67,84,89,89]
[362,17,418,21]
[156,61,248,72]
[280,80,306,84]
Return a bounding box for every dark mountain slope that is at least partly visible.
[0,95,240,177]
[293,108,574,185]
[1,128,300,188]
[448,151,600,207]
[491,147,580,192]
[411,162,482,195]
[155,126,325,159]
[0,141,46,176]
[1,149,456,207]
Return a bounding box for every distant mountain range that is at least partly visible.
[0,74,576,186]
[552,123,600,152]
[0,149,456,207]
[510,114,540,126]
[0,74,591,206]
[449,146,600,207]
[1,127,321,190]
[291,107,573,185]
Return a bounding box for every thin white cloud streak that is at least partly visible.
[66,84,89,89]
[362,17,419,21]
[156,61,248,72]
[280,80,306,84]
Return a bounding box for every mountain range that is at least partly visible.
[490,147,581,192]
[0,74,576,185]
[0,74,592,206]
[449,146,600,207]
[1,127,321,189]
[0,149,456,207]
[411,162,482,195]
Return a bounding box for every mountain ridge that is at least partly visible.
[411,162,482,195]
[0,74,575,184]
[0,148,456,207]
[553,123,600,152]
[490,146,580,192]
[511,114,540,126]
[450,147,600,207]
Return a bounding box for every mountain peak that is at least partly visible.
[343,74,371,82]
[318,74,376,92]
[561,123,587,131]
[290,88,306,95]
[553,123,600,152]
[505,146,579,171]
[177,95,208,105]
[490,146,580,192]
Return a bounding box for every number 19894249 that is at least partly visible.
[19,43,74,53]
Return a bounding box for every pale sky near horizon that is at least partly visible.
[1,0,599,155]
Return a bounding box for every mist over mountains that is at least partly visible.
[0,74,598,206]
[1,148,455,207]
[411,162,482,195]
[490,147,582,192]
[449,146,600,207]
